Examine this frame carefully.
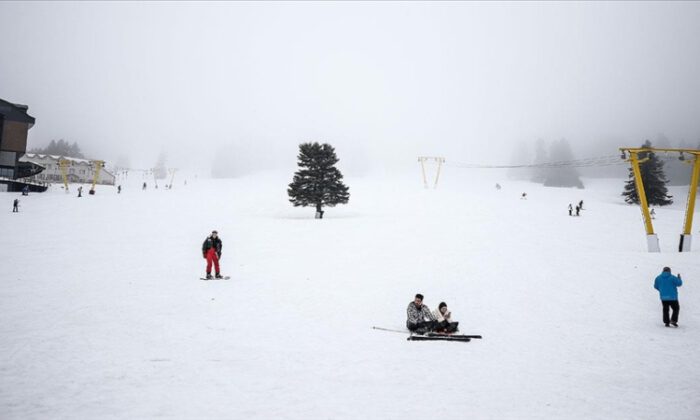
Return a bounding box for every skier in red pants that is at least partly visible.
[202,230,223,279]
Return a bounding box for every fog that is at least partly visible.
[1,2,699,175]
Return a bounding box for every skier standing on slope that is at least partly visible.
[406,294,437,334]
[202,230,223,280]
[568,203,573,216]
[654,267,683,327]
[12,198,19,212]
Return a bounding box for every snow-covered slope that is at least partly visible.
[2,168,698,419]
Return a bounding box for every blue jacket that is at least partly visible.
[654,272,682,301]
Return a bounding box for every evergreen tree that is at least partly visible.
[531,138,548,183]
[622,140,673,206]
[153,152,167,179]
[543,138,584,188]
[507,141,531,180]
[288,142,349,219]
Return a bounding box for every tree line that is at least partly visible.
[30,139,85,159]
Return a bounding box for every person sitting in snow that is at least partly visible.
[406,294,437,334]
[432,302,459,333]
[202,230,223,279]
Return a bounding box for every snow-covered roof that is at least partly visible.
[21,153,93,165]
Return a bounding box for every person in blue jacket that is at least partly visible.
[653,267,683,327]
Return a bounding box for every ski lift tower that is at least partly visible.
[620,147,700,252]
[418,156,446,189]
[88,160,104,195]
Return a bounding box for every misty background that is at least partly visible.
[1,1,699,178]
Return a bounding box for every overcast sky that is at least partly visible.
[1,1,699,173]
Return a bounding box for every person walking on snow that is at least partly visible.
[12,198,19,212]
[568,203,573,216]
[654,267,683,327]
[575,205,580,216]
[432,302,459,333]
[406,294,437,333]
[202,230,223,279]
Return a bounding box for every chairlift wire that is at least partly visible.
[448,154,627,169]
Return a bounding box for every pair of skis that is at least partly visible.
[372,326,482,343]
[200,275,231,281]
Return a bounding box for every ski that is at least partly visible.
[408,335,471,342]
[371,326,408,334]
[200,276,231,281]
[373,327,482,339]
[426,332,482,339]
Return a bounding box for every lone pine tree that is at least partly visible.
[288,142,350,218]
[622,140,673,206]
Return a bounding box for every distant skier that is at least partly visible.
[575,205,580,216]
[568,203,573,216]
[650,208,656,219]
[12,198,19,212]
[77,186,83,197]
[142,182,147,190]
[117,185,122,194]
[521,192,527,200]
[432,302,459,333]
[22,185,29,196]
[406,294,437,334]
[654,267,683,327]
[202,230,223,280]
[578,200,583,210]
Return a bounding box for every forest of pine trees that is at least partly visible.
[30,139,85,158]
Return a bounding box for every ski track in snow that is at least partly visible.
[1,169,699,419]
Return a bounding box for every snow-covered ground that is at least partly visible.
[2,168,699,419]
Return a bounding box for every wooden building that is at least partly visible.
[0,98,45,192]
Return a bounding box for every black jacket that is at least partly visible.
[202,236,222,256]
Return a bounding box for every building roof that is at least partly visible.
[22,153,93,165]
[0,98,36,127]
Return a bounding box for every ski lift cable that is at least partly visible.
[447,154,627,169]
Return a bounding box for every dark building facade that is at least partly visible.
[0,98,45,192]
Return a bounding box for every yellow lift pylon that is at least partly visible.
[58,158,71,192]
[89,160,104,194]
[418,156,446,189]
[620,147,700,252]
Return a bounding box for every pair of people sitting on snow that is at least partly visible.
[406,293,459,334]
